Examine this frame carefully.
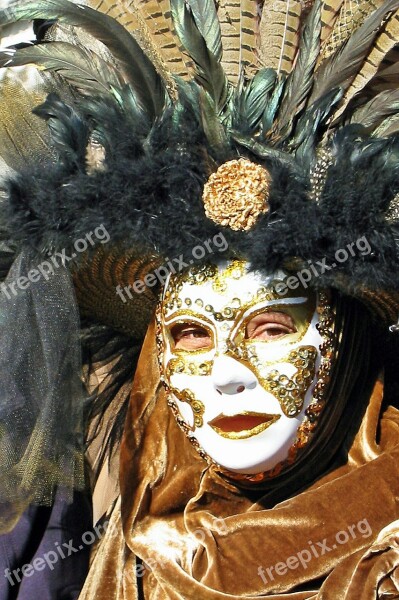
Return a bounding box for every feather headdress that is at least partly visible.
[1,0,399,520]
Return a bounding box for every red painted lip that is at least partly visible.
[208,412,279,433]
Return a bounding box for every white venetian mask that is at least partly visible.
[158,260,333,478]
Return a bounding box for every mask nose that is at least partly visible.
[212,355,257,395]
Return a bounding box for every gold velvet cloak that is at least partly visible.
[79,322,399,599]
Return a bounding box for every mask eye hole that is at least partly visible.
[245,311,297,341]
[171,323,213,351]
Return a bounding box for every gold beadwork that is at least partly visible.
[292,291,335,450]
[260,346,318,417]
[163,260,299,318]
[163,264,217,312]
[170,387,205,429]
[202,158,270,231]
[166,358,213,377]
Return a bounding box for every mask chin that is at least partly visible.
[157,260,337,479]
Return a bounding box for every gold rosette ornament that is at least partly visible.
[202,158,271,231]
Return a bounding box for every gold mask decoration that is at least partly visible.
[157,260,335,479]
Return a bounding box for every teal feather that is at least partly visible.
[275,0,322,143]
[290,87,343,164]
[262,76,286,136]
[0,0,166,117]
[199,88,230,154]
[373,114,399,138]
[310,0,399,104]
[32,93,89,169]
[0,42,123,99]
[231,132,299,171]
[186,0,222,61]
[233,68,277,133]
[170,0,230,115]
[350,89,399,133]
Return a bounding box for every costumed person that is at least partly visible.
[1,0,399,598]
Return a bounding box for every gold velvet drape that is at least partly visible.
[79,321,399,599]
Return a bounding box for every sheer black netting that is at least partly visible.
[0,250,86,527]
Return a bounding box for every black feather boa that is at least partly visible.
[5,97,399,304]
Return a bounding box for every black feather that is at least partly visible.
[275,0,321,143]
[170,0,230,115]
[350,89,399,133]
[186,0,222,60]
[311,0,399,103]
[290,87,343,165]
[0,0,167,117]
[232,68,277,134]
[0,42,123,99]
[32,93,89,170]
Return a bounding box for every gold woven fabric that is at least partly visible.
[73,247,162,337]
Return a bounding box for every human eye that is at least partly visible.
[171,323,213,351]
[245,311,297,341]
